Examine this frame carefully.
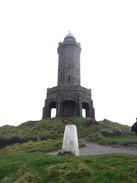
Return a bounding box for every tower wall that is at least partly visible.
[57,37,81,86]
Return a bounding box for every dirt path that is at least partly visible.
[47,137,137,156]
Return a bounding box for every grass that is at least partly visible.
[87,132,137,145]
[0,137,85,156]
[0,117,92,137]
[0,118,64,136]
[101,135,137,145]
[85,120,136,145]
[0,117,131,138]
[0,152,137,182]
[0,117,137,182]
[98,119,130,130]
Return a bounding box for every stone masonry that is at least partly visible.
[42,32,95,118]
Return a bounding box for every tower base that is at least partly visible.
[42,85,95,119]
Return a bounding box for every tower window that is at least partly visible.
[68,75,70,81]
[69,58,71,63]
[77,70,78,75]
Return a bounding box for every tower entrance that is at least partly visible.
[62,100,76,117]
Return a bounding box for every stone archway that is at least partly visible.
[62,100,76,117]
[49,101,57,118]
[82,102,89,118]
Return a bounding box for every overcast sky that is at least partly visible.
[0,0,137,127]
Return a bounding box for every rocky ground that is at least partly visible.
[47,137,137,156]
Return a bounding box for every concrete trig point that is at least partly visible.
[62,125,79,156]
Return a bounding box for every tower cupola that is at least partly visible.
[64,31,75,41]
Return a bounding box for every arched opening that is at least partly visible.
[82,109,86,118]
[49,101,57,118]
[62,100,76,117]
[51,108,56,118]
[82,102,89,118]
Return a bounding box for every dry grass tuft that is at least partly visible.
[48,164,66,177]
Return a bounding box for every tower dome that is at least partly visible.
[65,31,75,38]
[64,31,75,41]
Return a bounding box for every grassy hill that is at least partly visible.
[0,117,131,138]
[0,117,134,148]
[0,117,137,182]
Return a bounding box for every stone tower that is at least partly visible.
[58,32,81,86]
[42,32,95,118]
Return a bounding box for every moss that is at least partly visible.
[87,131,105,143]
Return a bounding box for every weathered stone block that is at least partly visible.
[108,130,114,136]
[100,128,109,136]
[39,134,46,140]
[113,128,123,136]
[26,134,37,141]
[125,129,132,135]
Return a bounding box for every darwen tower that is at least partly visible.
[42,32,95,118]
